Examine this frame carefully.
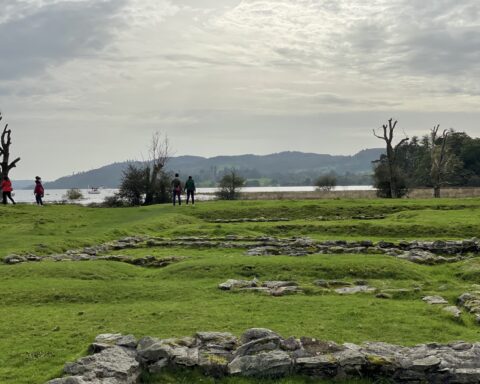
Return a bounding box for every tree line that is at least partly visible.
[373,118,480,198]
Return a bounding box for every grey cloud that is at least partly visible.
[401,29,480,75]
[0,0,127,79]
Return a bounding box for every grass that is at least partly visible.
[1,198,480,383]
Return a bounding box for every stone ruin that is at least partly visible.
[47,328,480,383]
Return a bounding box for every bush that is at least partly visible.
[373,160,409,198]
[101,194,128,208]
[315,174,337,191]
[118,164,173,206]
[64,188,83,200]
[215,170,245,200]
[118,164,146,206]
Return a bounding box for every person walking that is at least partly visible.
[1,176,15,205]
[171,173,182,206]
[34,176,44,205]
[184,176,196,205]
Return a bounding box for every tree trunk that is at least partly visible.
[433,185,441,198]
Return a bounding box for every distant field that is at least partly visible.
[1,198,480,383]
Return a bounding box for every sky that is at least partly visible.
[1,0,479,180]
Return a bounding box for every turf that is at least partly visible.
[1,198,480,383]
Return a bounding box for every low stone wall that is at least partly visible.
[5,236,480,266]
[238,187,480,200]
[47,328,480,383]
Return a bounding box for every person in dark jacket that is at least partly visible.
[171,173,182,206]
[184,176,196,205]
[1,176,15,205]
[34,176,44,205]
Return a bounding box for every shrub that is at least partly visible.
[315,174,337,192]
[118,164,173,206]
[64,188,83,200]
[215,170,245,200]
[102,194,128,208]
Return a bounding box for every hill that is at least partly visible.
[43,149,384,189]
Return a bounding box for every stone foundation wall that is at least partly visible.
[47,328,480,383]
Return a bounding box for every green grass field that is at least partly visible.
[1,199,480,383]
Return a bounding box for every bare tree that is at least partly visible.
[373,119,409,198]
[0,113,21,178]
[429,125,458,198]
[144,132,170,205]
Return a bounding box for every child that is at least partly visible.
[34,176,44,205]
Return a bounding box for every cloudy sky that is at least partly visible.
[1,0,479,180]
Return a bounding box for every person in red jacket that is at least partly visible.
[34,176,44,205]
[1,176,16,205]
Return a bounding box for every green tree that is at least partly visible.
[118,164,145,206]
[216,170,245,200]
[315,173,337,191]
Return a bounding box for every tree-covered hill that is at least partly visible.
[43,149,383,189]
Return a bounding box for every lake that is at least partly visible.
[11,186,374,205]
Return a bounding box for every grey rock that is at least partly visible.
[196,332,238,351]
[280,337,301,351]
[4,254,26,264]
[270,286,302,296]
[137,342,173,363]
[333,348,366,367]
[262,281,297,289]
[443,306,462,319]
[423,295,448,305]
[218,279,258,290]
[335,285,375,295]
[296,355,338,377]
[235,336,281,357]
[300,338,345,356]
[63,346,140,383]
[228,350,292,377]
[241,328,280,344]
[410,356,441,370]
[170,346,199,366]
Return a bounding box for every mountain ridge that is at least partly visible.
[42,148,384,189]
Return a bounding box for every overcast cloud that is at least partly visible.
[1,0,479,179]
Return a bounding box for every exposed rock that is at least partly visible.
[262,281,297,289]
[422,295,448,305]
[196,332,238,351]
[335,285,376,295]
[51,346,140,384]
[4,254,27,264]
[228,350,292,377]
[234,336,281,357]
[218,279,258,290]
[443,306,462,319]
[300,338,345,356]
[241,328,280,344]
[270,286,302,296]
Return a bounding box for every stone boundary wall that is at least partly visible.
[238,187,480,200]
[47,328,480,383]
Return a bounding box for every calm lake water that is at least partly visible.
[12,186,374,205]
